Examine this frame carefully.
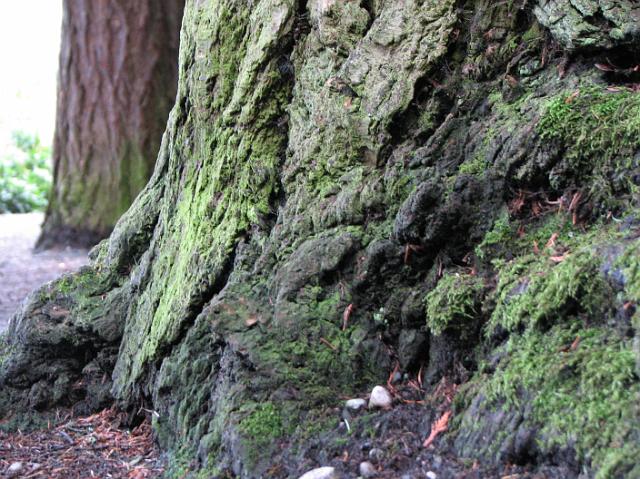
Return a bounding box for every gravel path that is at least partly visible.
[0,213,88,332]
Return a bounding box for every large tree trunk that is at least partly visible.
[3,0,640,478]
[37,0,185,249]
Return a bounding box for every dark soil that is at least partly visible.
[286,377,578,479]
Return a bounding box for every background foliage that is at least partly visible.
[0,131,52,213]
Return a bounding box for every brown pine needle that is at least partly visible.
[423,410,452,448]
[342,303,354,331]
[545,232,558,249]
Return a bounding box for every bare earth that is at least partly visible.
[0,213,88,332]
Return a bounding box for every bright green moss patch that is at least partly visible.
[483,324,639,475]
[425,272,484,336]
[487,231,610,335]
[537,85,640,195]
[239,402,285,443]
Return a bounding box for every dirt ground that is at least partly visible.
[0,213,88,332]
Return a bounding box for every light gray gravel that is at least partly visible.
[0,213,88,332]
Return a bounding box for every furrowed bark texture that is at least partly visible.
[3,0,640,478]
[38,0,185,249]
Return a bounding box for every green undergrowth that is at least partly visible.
[0,131,51,213]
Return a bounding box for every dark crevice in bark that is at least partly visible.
[359,0,375,30]
[293,0,311,43]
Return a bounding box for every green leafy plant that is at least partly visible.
[0,131,52,213]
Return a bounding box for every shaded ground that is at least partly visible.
[0,213,88,332]
[0,409,163,478]
[283,376,579,479]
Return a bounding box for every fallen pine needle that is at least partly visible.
[550,252,570,263]
[319,337,337,351]
[423,410,452,448]
[342,303,354,331]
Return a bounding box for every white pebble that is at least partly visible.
[298,466,339,479]
[426,471,437,479]
[368,385,392,409]
[359,461,377,477]
[345,398,367,410]
[7,462,23,477]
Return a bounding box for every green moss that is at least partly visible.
[290,408,339,447]
[163,445,230,479]
[112,0,297,395]
[462,126,497,178]
[537,85,640,197]
[239,402,285,443]
[487,243,609,335]
[617,236,640,303]
[254,323,370,404]
[425,272,484,336]
[483,324,639,475]
[475,210,514,260]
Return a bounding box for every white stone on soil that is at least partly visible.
[368,385,392,409]
[359,461,377,477]
[7,462,24,478]
[298,466,339,479]
[345,398,367,410]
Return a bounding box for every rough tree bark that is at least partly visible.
[37,0,185,249]
[2,0,640,478]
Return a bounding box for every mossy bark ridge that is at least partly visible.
[3,0,640,477]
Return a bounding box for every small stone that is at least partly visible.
[426,471,437,479]
[7,462,23,477]
[298,466,338,479]
[368,385,392,409]
[368,447,384,463]
[345,398,367,410]
[359,461,376,477]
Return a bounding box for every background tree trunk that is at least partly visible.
[3,0,640,478]
[37,0,185,249]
